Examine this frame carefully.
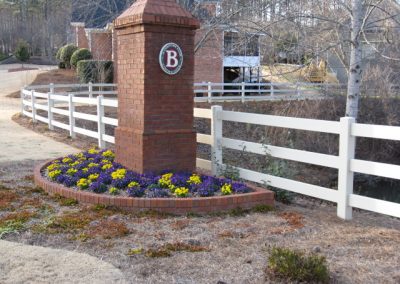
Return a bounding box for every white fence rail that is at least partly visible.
[21,85,400,220]
[21,84,118,148]
[194,82,344,103]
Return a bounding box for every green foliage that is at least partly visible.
[55,46,63,60]
[0,51,8,61]
[259,140,295,204]
[0,220,24,238]
[77,60,114,83]
[70,48,92,69]
[60,44,78,68]
[14,40,30,63]
[267,247,329,283]
[58,62,66,69]
[219,164,240,181]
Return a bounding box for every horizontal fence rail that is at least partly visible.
[21,83,400,220]
[194,82,343,103]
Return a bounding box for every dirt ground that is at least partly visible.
[0,160,399,283]
[7,69,79,98]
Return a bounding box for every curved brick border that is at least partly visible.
[34,160,274,215]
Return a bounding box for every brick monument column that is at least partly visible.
[114,0,200,173]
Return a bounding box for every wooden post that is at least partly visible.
[97,95,106,149]
[337,117,356,220]
[68,94,76,138]
[211,105,223,175]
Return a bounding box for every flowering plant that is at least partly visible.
[44,149,252,198]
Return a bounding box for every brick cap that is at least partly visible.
[114,0,200,29]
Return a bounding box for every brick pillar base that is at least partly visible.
[115,128,196,173]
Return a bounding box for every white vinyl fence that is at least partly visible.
[21,84,400,220]
[194,82,344,103]
[21,83,118,148]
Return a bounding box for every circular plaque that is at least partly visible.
[159,42,184,75]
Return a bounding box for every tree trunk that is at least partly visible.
[346,0,364,119]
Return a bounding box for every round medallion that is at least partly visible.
[159,43,183,75]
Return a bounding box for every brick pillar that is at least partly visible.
[114,0,200,174]
[71,23,89,49]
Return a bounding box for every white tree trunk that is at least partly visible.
[346,0,364,119]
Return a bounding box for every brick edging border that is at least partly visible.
[34,160,275,214]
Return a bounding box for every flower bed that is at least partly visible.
[35,149,274,214]
[44,149,253,199]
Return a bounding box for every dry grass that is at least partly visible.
[279,212,305,230]
[0,190,18,210]
[0,157,399,283]
[87,220,130,239]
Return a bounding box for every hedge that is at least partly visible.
[60,44,78,68]
[77,60,113,83]
[70,48,92,69]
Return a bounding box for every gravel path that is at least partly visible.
[0,65,125,283]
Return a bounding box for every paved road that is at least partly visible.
[0,65,127,283]
[0,64,78,162]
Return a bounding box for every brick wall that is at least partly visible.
[71,23,89,49]
[194,28,224,83]
[88,30,113,61]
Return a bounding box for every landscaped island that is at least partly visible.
[43,149,252,199]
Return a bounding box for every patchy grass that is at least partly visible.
[21,186,46,195]
[0,211,37,225]
[20,197,43,209]
[52,194,79,207]
[0,211,37,238]
[36,211,95,234]
[87,220,130,239]
[266,247,330,283]
[0,190,18,210]
[279,211,304,229]
[218,230,235,239]
[170,219,190,230]
[146,242,210,258]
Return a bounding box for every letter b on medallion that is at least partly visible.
[159,43,183,75]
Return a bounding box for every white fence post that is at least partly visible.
[296,82,300,96]
[88,82,93,99]
[97,95,106,149]
[31,90,36,122]
[270,83,275,96]
[211,105,223,176]
[20,88,24,113]
[49,83,55,95]
[337,117,356,220]
[207,82,212,103]
[47,92,54,130]
[241,82,246,103]
[68,94,76,138]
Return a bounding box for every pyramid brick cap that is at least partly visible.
[114,0,200,29]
